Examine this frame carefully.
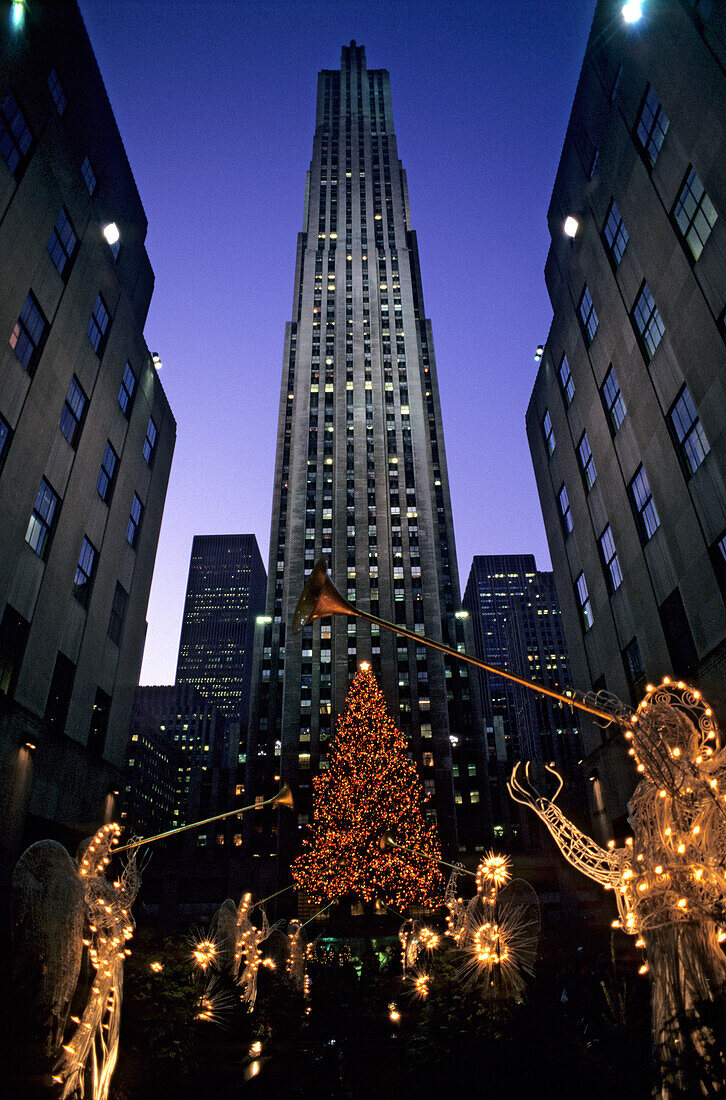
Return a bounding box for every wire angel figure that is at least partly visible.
[398,918,425,976]
[508,680,726,1094]
[235,893,270,1009]
[443,862,467,945]
[286,918,307,992]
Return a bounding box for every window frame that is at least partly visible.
[558,484,573,535]
[143,417,157,464]
[578,284,599,346]
[81,154,97,196]
[577,431,597,491]
[668,385,709,477]
[107,582,128,646]
[25,477,60,559]
[97,441,119,503]
[542,409,555,457]
[73,536,97,609]
[9,291,48,376]
[629,465,660,544]
[602,199,629,267]
[87,294,111,355]
[598,524,623,593]
[0,91,32,176]
[635,85,669,168]
[673,166,718,262]
[601,365,626,434]
[558,355,574,406]
[127,493,143,548]
[59,375,88,448]
[0,413,12,473]
[47,69,67,115]
[118,361,137,418]
[575,572,594,632]
[47,207,78,278]
[632,281,664,360]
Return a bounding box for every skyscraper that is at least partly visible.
[0,0,175,868]
[246,43,489,892]
[175,534,266,735]
[526,0,726,838]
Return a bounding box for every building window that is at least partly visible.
[107,582,128,646]
[59,375,87,447]
[73,536,97,608]
[97,441,118,502]
[599,525,622,593]
[48,208,77,277]
[577,432,597,491]
[0,92,32,175]
[9,292,48,375]
[658,588,698,678]
[45,651,76,739]
[47,70,67,115]
[636,85,669,167]
[87,688,111,757]
[0,604,30,698]
[603,200,629,266]
[127,493,143,547]
[143,417,157,464]
[629,465,659,543]
[558,484,573,534]
[26,478,60,559]
[542,410,555,456]
[673,168,717,261]
[575,572,594,631]
[632,282,664,359]
[601,365,626,433]
[622,637,645,698]
[118,361,137,417]
[559,355,574,405]
[81,154,97,195]
[668,385,709,476]
[710,531,726,604]
[578,284,598,345]
[87,294,110,354]
[0,413,12,472]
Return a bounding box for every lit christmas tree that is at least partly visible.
[292,664,444,909]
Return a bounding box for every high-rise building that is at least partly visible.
[246,42,490,892]
[175,534,266,736]
[463,555,580,771]
[526,0,726,839]
[0,0,175,869]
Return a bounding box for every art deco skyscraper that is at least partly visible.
[246,43,490,891]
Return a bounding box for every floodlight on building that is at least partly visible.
[622,1,643,23]
[10,1,24,30]
[534,345,544,362]
[454,610,469,619]
[152,352,162,371]
[563,216,579,238]
[256,615,272,625]
[103,222,120,246]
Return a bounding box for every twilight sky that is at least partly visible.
[78,0,596,686]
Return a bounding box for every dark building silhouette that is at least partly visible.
[527,0,726,840]
[246,42,490,895]
[175,534,266,739]
[0,0,175,869]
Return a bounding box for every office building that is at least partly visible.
[246,42,490,892]
[526,0,726,838]
[0,0,175,868]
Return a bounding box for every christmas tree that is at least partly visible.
[291,664,443,909]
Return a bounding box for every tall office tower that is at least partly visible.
[463,555,580,773]
[246,42,489,894]
[175,534,267,737]
[0,0,175,869]
[527,0,726,841]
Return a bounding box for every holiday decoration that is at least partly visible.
[443,863,467,945]
[234,894,271,1009]
[286,919,307,991]
[291,665,443,908]
[508,679,726,1092]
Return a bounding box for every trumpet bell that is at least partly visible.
[378,830,399,851]
[292,558,355,633]
[270,782,294,811]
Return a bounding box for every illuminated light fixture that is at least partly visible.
[534,345,544,362]
[103,222,120,246]
[454,610,469,619]
[359,661,370,671]
[250,1041,262,1055]
[563,216,579,238]
[256,615,272,625]
[10,1,24,30]
[23,741,36,751]
[622,0,643,23]
[152,352,162,371]
[389,1007,400,1022]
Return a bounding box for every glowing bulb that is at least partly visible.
[103,222,120,246]
[563,215,579,238]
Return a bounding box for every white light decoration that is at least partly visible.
[102,222,120,246]
[534,345,544,363]
[563,216,579,238]
[622,0,643,23]
[151,352,162,371]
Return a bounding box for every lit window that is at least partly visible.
[87,294,110,353]
[108,582,128,645]
[97,441,118,502]
[299,753,311,769]
[577,432,597,491]
[599,525,623,592]
[73,536,97,608]
[603,200,629,266]
[118,362,136,417]
[233,834,242,847]
[81,154,97,195]
[630,465,660,543]
[9,292,47,375]
[575,572,594,631]
[559,355,574,405]
[143,417,157,464]
[578,284,598,345]
[127,493,143,548]
[673,168,717,261]
[542,410,555,456]
[59,375,87,447]
[669,385,709,476]
[0,92,32,175]
[558,484,573,534]
[622,637,645,692]
[470,790,480,804]
[601,366,626,433]
[48,208,77,277]
[636,85,669,167]
[47,70,67,115]
[25,478,59,559]
[633,283,664,359]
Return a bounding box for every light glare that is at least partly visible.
[622,1,643,23]
[564,216,579,238]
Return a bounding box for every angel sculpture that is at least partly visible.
[235,893,271,1009]
[286,918,307,992]
[508,680,726,1095]
[443,862,467,945]
[398,918,425,976]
